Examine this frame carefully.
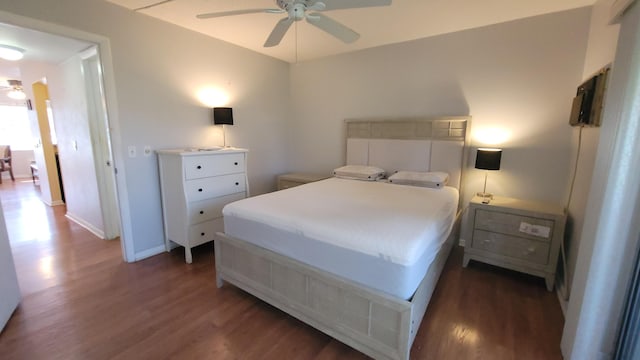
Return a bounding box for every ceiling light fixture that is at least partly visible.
[0,45,25,61]
[8,89,26,100]
[6,80,26,100]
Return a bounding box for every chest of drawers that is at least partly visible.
[462,196,566,291]
[157,148,248,263]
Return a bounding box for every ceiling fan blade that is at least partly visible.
[264,18,294,47]
[306,13,359,44]
[320,0,392,11]
[197,8,283,19]
[134,0,175,11]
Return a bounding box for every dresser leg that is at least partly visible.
[185,248,193,264]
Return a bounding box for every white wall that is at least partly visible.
[562,1,640,357]
[0,0,290,258]
[560,0,620,304]
[289,8,591,207]
[19,61,60,205]
[48,55,104,237]
[5,149,33,179]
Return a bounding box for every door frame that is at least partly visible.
[0,10,134,262]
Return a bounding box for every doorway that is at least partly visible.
[0,20,126,254]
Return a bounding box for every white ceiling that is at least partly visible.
[0,22,91,87]
[0,0,598,87]
[107,0,597,63]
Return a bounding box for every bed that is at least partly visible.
[215,117,470,360]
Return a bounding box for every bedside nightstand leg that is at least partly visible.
[545,276,554,292]
[462,254,471,267]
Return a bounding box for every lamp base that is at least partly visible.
[476,192,494,199]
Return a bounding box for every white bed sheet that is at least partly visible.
[222,177,459,299]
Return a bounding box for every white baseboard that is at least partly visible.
[65,212,105,239]
[556,288,568,316]
[134,245,166,261]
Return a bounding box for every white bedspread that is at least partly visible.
[222,177,459,266]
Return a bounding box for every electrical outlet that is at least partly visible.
[143,146,152,157]
[128,146,136,158]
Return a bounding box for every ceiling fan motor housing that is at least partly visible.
[276,0,320,21]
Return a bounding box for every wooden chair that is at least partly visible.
[0,145,15,184]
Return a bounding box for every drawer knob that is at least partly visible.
[198,188,203,192]
[235,182,239,186]
[199,210,204,215]
[201,232,205,236]
[234,162,238,165]
[197,165,202,169]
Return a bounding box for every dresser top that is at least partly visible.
[156,147,248,156]
[471,195,565,217]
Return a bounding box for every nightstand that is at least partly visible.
[462,195,566,291]
[277,172,330,190]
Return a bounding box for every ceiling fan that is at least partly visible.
[196,0,393,48]
[0,80,26,100]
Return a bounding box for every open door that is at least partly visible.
[81,47,120,240]
[0,198,20,331]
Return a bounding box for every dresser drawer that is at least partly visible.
[471,229,550,265]
[188,192,245,225]
[475,209,555,242]
[184,153,245,180]
[185,173,246,202]
[188,218,224,247]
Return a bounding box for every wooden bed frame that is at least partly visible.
[215,117,470,360]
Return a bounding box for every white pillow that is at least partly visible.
[388,171,449,188]
[333,165,386,181]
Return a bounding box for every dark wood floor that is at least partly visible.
[0,179,564,359]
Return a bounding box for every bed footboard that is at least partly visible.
[214,215,459,360]
[215,232,413,360]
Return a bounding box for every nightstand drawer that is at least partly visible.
[472,229,550,265]
[475,209,555,242]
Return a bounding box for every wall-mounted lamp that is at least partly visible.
[0,45,25,61]
[475,148,502,202]
[213,107,233,147]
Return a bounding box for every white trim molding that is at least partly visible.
[611,0,637,23]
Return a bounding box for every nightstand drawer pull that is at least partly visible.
[198,188,203,192]
[197,165,202,169]
[234,162,238,165]
[201,232,205,236]
[199,210,204,215]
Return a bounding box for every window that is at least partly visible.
[0,104,34,150]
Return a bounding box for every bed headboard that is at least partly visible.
[344,117,471,190]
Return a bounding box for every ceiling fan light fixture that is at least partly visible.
[0,44,25,61]
[7,89,26,100]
